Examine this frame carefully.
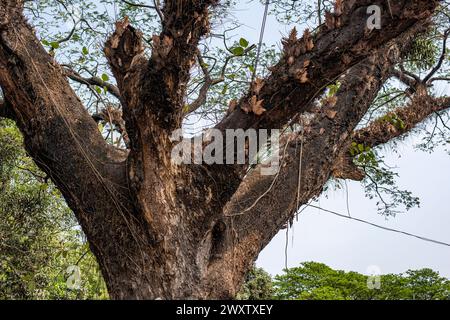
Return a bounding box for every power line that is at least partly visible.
[306,204,450,248]
[251,0,270,82]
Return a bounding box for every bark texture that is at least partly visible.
[0,0,446,299]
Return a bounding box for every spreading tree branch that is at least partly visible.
[353,94,450,148]
[331,94,450,182]
[204,1,438,205]
[216,0,438,132]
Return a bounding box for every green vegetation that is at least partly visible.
[239,262,450,300]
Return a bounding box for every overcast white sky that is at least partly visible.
[224,0,450,278]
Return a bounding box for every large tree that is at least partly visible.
[0,0,449,299]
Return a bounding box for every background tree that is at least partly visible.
[0,0,449,299]
[270,262,450,300]
[273,262,369,300]
[237,266,274,300]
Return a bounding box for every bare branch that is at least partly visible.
[64,67,122,100]
[430,76,450,83]
[185,52,222,115]
[399,63,423,84]
[120,0,156,9]
[353,94,450,148]
[423,28,450,83]
[186,45,256,114]
[92,105,130,148]
[391,68,419,89]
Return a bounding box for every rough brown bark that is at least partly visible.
[0,0,446,299]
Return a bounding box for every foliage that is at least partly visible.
[273,262,370,300]
[349,143,421,217]
[406,36,440,71]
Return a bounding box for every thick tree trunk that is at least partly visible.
[0,0,444,299]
